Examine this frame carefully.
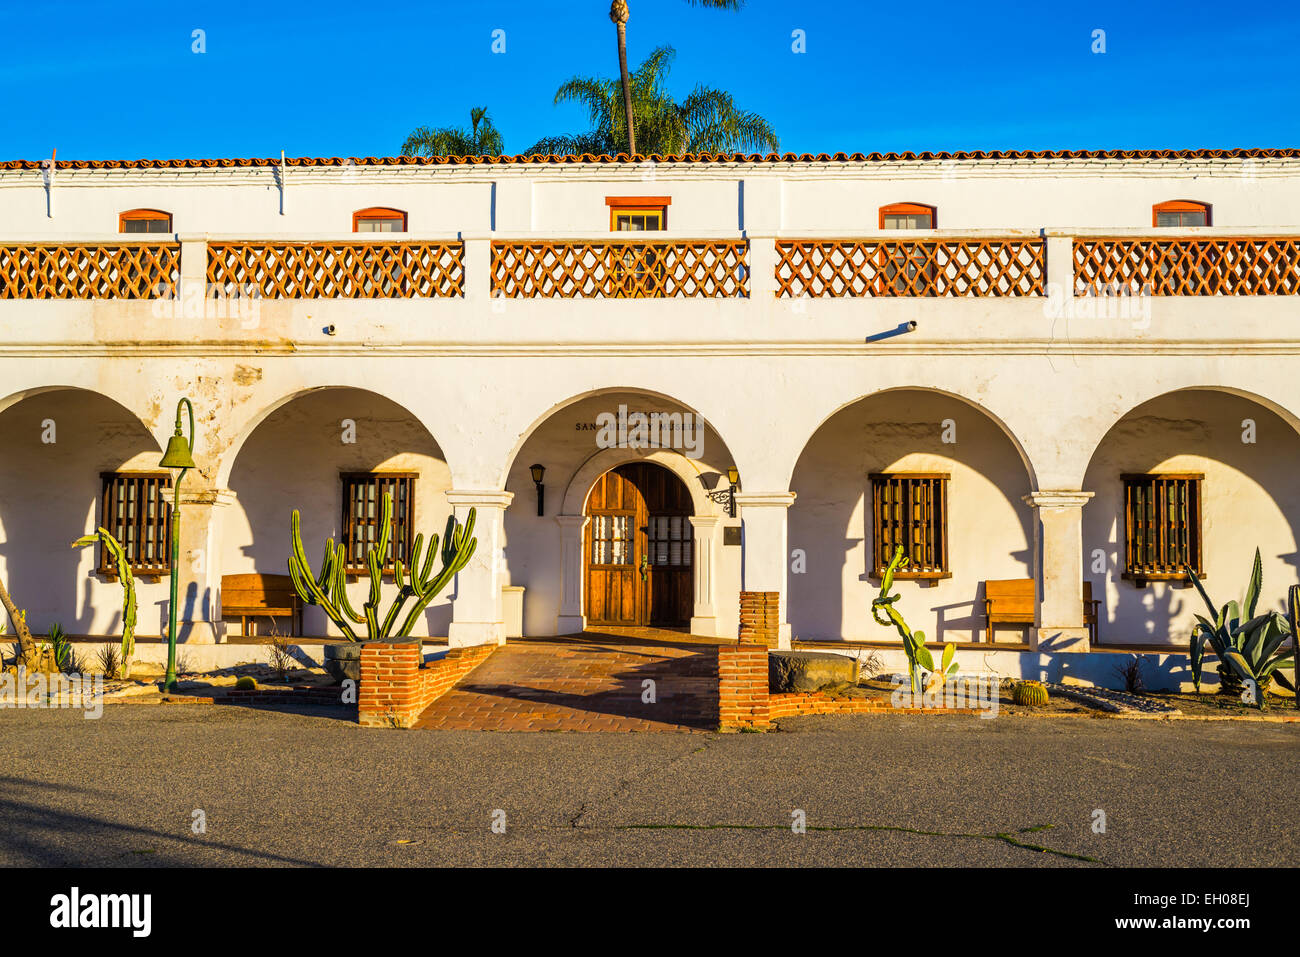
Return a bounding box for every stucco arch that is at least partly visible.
[784,385,1038,491]
[497,384,739,491]
[1076,384,1300,489]
[214,385,456,489]
[560,447,719,517]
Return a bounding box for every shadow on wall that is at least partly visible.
[788,390,1034,644]
[0,389,161,636]
[223,388,454,639]
[1082,390,1300,645]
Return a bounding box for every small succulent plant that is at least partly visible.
[1012,680,1050,707]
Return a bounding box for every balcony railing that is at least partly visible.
[0,241,178,299]
[207,240,464,299]
[775,238,1046,297]
[491,239,749,298]
[1073,236,1300,296]
[2,232,1297,300]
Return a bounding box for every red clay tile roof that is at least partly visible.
[1,148,1297,170]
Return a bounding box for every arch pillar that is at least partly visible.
[689,515,721,636]
[177,486,237,644]
[555,514,590,634]
[1024,490,1094,652]
[736,491,796,649]
[446,489,514,647]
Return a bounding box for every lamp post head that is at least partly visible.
[159,431,196,470]
[529,463,546,485]
[726,466,740,486]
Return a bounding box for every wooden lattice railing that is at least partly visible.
[207,242,464,298]
[491,240,749,298]
[1074,237,1300,295]
[0,243,179,299]
[775,239,1045,297]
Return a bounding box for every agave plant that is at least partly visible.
[872,545,957,695]
[1185,549,1296,709]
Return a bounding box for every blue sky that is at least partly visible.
[1,0,1295,160]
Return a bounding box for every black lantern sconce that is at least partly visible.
[706,466,740,518]
[529,463,545,516]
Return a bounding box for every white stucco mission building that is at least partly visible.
[2,147,1297,690]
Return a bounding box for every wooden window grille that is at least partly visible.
[118,209,173,233]
[1153,200,1211,228]
[647,515,692,567]
[340,473,416,573]
[870,473,950,579]
[352,207,408,233]
[490,240,747,298]
[590,515,634,566]
[1122,474,1203,581]
[100,472,171,576]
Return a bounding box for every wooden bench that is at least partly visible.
[983,579,1099,643]
[221,574,302,638]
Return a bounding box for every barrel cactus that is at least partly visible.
[1012,680,1050,707]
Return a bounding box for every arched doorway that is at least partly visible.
[585,463,693,628]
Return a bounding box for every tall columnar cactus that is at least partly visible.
[71,527,138,666]
[871,544,957,695]
[289,492,477,641]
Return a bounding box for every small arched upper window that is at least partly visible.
[353,207,408,232]
[119,209,172,233]
[879,202,936,229]
[1153,200,1211,227]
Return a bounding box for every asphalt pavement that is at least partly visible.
[1,706,1295,867]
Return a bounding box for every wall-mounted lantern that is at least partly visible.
[706,466,740,518]
[529,463,546,516]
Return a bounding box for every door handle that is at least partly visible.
[640,553,649,581]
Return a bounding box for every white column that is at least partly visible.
[736,491,796,649]
[445,489,514,647]
[1023,490,1094,653]
[177,486,235,644]
[689,515,720,637]
[555,514,589,635]
[1045,232,1075,298]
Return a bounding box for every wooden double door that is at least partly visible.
[585,463,693,627]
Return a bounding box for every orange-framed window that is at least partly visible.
[352,207,408,232]
[606,196,671,231]
[1153,200,1211,227]
[118,209,172,233]
[879,202,936,229]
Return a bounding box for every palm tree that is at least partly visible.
[401,106,505,158]
[609,0,745,155]
[525,45,777,156]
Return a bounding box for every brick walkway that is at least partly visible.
[411,629,723,732]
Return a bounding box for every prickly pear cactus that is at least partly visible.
[1012,680,1050,707]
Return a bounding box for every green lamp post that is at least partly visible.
[159,398,197,693]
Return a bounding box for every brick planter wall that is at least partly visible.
[717,643,771,730]
[738,591,780,647]
[359,642,496,728]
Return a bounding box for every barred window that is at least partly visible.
[647,515,692,567]
[879,203,937,294]
[341,473,415,572]
[870,473,950,578]
[1153,200,1210,228]
[100,472,171,576]
[118,209,172,233]
[1123,473,1203,580]
[352,207,407,232]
